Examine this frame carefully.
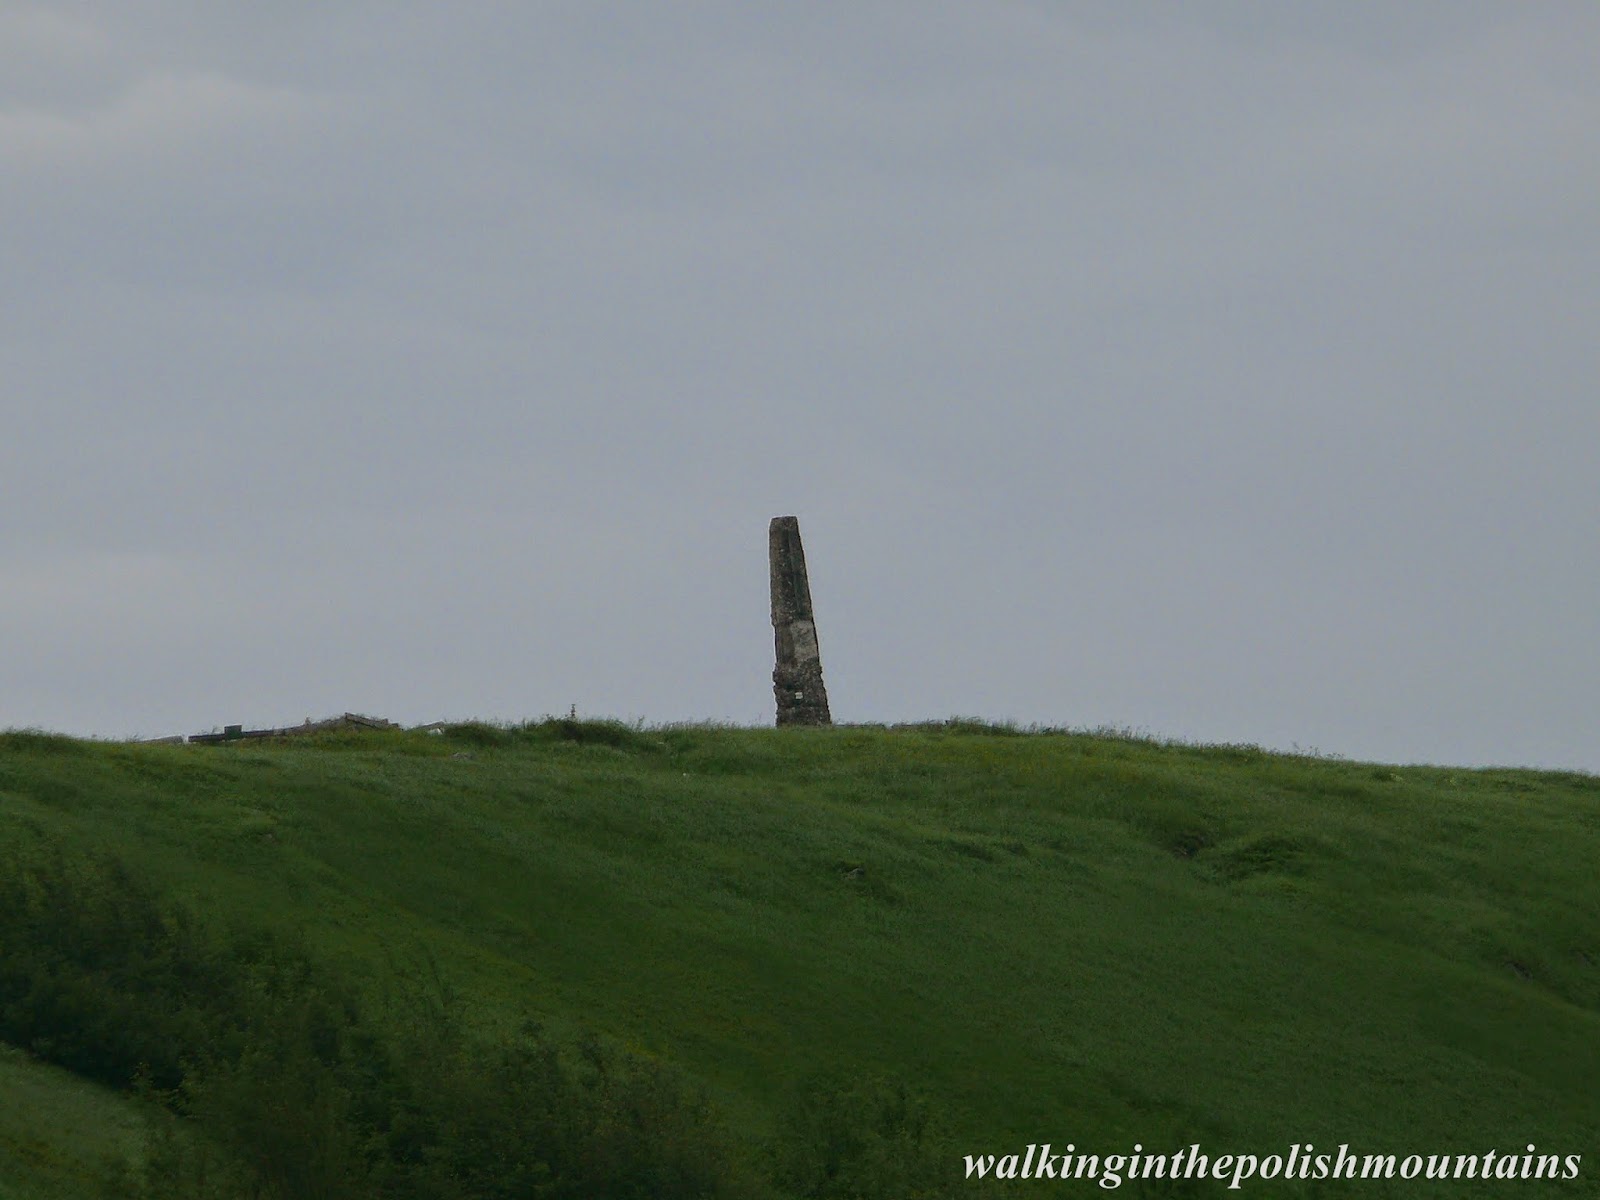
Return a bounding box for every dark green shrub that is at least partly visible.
[774,1075,958,1199]
[0,852,253,1091]
[524,717,663,754]
[2,849,765,1198]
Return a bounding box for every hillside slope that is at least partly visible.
[1,722,1596,1195]
[0,1045,150,1200]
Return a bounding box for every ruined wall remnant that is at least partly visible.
[769,516,832,726]
[183,713,401,744]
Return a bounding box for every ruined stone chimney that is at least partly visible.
[769,516,831,726]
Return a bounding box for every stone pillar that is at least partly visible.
[769,516,832,726]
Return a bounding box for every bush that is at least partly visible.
[774,1075,959,1199]
[0,852,267,1091]
[0,847,767,1198]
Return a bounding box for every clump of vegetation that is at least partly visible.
[434,716,664,755]
[0,852,771,1198]
[773,1076,958,1199]
[0,851,277,1093]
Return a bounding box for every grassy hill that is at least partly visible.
[0,721,1596,1196]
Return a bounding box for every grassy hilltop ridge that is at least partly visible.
[1,720,1597,1197]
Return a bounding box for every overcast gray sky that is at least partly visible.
[3,2,1596,770]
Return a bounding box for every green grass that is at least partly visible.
[1,720,1597,1195]
[0,1044,147,1199]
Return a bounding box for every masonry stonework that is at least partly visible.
[769,516,831,727]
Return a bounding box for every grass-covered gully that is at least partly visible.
[0,720,1596,1197]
